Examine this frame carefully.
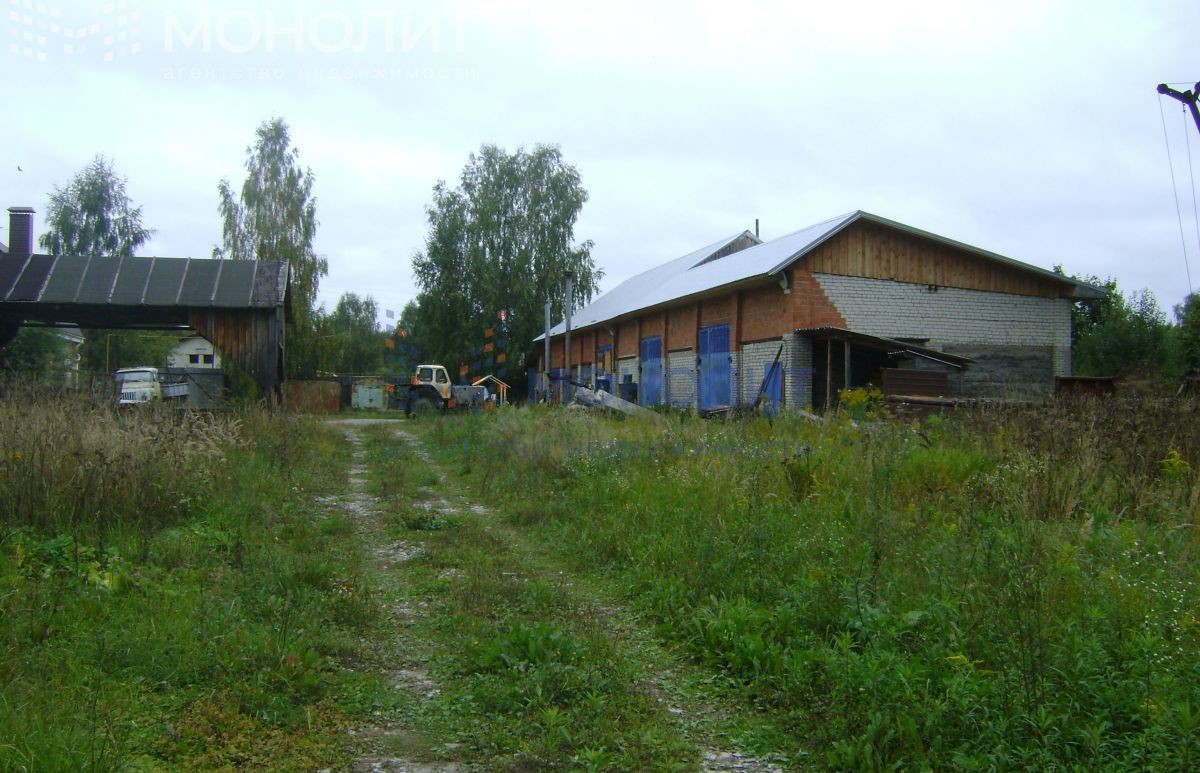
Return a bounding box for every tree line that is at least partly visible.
[1061,268,1200,381]
[0,120,390,384]
[10,123,1198,393]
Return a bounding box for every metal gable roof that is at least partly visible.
[538,211,1105,341]
[537,230,761,339]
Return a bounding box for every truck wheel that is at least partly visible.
[411,397,436,417]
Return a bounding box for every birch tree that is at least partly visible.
[412,144,601,384]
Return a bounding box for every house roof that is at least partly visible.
[0,254,290,309]
[538,211,1105,340]
[538,230,759,340]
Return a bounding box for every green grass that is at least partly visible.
[411,400,1200,771]
[7,391,1199,771]
[349,422,699,772]
[0,395,391,771]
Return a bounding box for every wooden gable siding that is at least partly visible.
[801,221,1065,299]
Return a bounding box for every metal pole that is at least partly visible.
[1158,82,1200,138]
[544,300,551,402]
[565,271,573,403]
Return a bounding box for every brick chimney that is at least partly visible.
[7,207,34,256]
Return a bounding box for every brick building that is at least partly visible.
[533,211,1103,411]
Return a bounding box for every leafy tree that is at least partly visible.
[39,155,154,258]
[216,117,327,377]
[412,144,601,390]
[78,330,184,374]
[36,156,160,377]
[326,292,384,375]
[0,328,67,380]
[1068,273,1176,377]
[1174,293,1200,371]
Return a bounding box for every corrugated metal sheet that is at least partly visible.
[1,254,290,399]
[10,255,56,301]
[797,326,972,367]
[538,230,764,339]
[0,254,288,309]
[539,211,1106,340]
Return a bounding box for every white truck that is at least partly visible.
[114,367,188,405]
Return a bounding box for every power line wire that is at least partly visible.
[1160,95,1194,294]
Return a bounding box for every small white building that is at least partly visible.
[167,334,221,369]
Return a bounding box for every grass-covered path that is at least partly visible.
[328,417,789,773]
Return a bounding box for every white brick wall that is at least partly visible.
[617,356,638,385]
[667,349,696,408]
[740,340,783,406]
[784,332,814,408]
[814,274,1072,390]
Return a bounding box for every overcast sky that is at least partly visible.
[4,0,1200,326]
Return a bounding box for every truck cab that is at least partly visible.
[412,364,453,401]
[114,367,163,404]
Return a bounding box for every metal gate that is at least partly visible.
[699,324,731,410]
[639,336,663,406]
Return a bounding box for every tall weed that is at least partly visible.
[423,401,1200,770]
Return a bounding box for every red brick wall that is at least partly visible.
[700,296,732,327]
[574,333,591,366]
[791,268,847,329]
[617,320,638,358]
[668,305,698,350]
[543,273,838,372]
[740,285,789,342]
[641,312,666,345]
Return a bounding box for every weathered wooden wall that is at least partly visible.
[189,308,284,398]
[802,222,1066,299]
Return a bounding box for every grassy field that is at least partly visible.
[412,398,1200,771]
[4,387,1199,771]
[0,389,391,772]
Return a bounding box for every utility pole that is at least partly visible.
[543,300,551,402]
[564,271,573,403]
[1158,81,1200,137]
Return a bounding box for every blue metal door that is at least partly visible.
[699,324,731,410]
[640,336,663,406]
[762,360,782,416]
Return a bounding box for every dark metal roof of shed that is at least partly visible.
[0,254,289,309]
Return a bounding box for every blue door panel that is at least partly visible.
[762,361,782,416]
[699,324,730,410]
[640,336,663,406]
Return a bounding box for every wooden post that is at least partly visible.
[844,339,851,391]
[824,341,833,412]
